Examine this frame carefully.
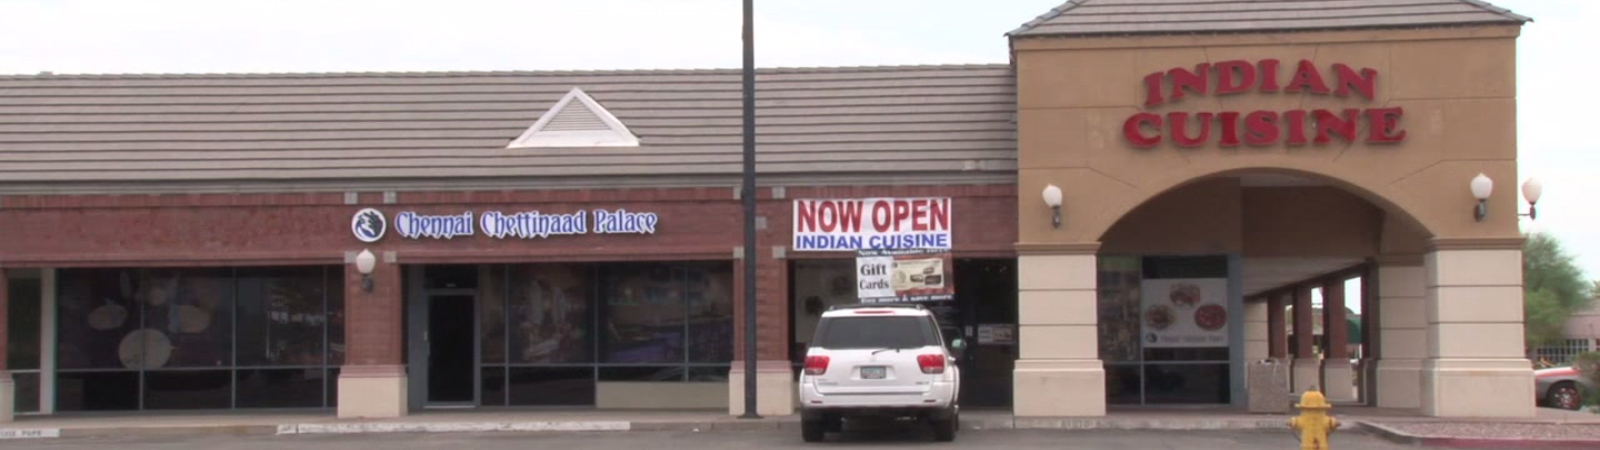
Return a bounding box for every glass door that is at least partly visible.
[7,270,43,414]
[426,294,476,405]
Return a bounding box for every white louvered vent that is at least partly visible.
[507,87,639,148]
[543,102,609,131]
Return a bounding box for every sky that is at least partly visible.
[2,0,1595,281]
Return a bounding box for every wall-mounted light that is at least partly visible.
[1470,173,1493,222]
[1470,173,1545,223]
[1041,183,1063,228]
[1520,177,1542,220]
[355,248,376,292]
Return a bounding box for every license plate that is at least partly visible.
[861,366,886,379]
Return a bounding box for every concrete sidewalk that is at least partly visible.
[3,406,1598,448]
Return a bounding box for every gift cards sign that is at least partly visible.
[855,248,955,303]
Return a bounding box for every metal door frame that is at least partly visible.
[405,265,481,409]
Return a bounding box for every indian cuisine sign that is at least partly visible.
[1140,278,1229,348]
[855,248,955,303]
[792,197,953,251]
[1123,59,1406,148]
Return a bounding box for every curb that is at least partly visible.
[277,421,631,435]
[1358,421,1600,449]
[4,416,1476,440]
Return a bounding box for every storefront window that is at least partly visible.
[54,266,342,411]
[600,263,685,364]
[1098,255,1233,405]
[685,264,733,363]
[510,264,595,364]
[236,267,324,367]
[474,261,733,406]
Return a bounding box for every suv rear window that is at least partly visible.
[812,316,939,349]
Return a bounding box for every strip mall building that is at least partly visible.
[0,0,1539,420]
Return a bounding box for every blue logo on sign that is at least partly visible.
[352,208,387,243]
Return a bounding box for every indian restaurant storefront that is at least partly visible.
[0,0,1541,421]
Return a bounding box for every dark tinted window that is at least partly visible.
[813,316,937,349]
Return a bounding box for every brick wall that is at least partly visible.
[0,184,1018,364]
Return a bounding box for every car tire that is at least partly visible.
[825,415,844,433]
[931,409,958,442]
[802,418,826,443]
[1548,382,1583,411]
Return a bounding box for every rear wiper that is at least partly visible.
[871,347,905,355]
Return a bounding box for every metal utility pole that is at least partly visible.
[738,0,762,420]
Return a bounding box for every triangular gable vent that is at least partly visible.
[507,87,639,148]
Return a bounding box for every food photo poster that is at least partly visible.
[1139,278,1229,348]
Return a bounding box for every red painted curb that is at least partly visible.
[1358,421,1600,449]
[1417,436,1600,449]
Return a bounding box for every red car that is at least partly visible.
[1535,366,1596,411]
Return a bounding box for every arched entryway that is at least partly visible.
[1013,164,1533,418]
[1091,168,1425,409]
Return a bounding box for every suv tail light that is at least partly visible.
[917,354,946,374]
[804,356,830,375]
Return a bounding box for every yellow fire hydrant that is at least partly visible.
[1288,389,1339,450]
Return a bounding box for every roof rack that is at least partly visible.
[827,303,925,311]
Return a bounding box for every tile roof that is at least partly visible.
[1009,0,1531,37]
[0,64,1018,193]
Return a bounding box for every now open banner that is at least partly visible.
[792,197,953,251]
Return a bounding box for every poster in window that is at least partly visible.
[1139,278,1228,348]
[855,248,954,303]
[509,264,594,363]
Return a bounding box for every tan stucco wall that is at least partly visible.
[1012,24,1530,418]
[1100,182,1388,257]
[1015,26,1523,246]
[596,382,726,409]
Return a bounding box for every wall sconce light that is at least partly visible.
[1470,173,1545,223]
[355,248,376,292]
[1470,173,1493,222]
[1520,177,1542,220]
[1041,183,1063,228]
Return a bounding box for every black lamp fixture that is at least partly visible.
[1041,183,1063,228]
[355,248,376,292]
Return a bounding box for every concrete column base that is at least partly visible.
[1422,358,1535,417]
[1013,359,1105,417]
[0,373,13,423]
[1375,359,1422,408]
[1291,358,1321,393]
[1321,360,1357,402]
[337,365,408,419]
[728,361,795,416]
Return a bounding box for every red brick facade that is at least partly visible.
[0,184,1017,364]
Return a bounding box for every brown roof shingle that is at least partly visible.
[0,65,1018,194]
[1008,0,1531,37]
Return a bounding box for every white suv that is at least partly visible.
[797,303,964,442]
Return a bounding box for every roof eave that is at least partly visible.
[1461,0,1535,23]
[1004,0,1089,37]
[1007,21,1531,40]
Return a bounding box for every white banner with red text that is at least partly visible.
[792,197,952,251]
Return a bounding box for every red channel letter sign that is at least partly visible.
[1122,59,1406,148]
